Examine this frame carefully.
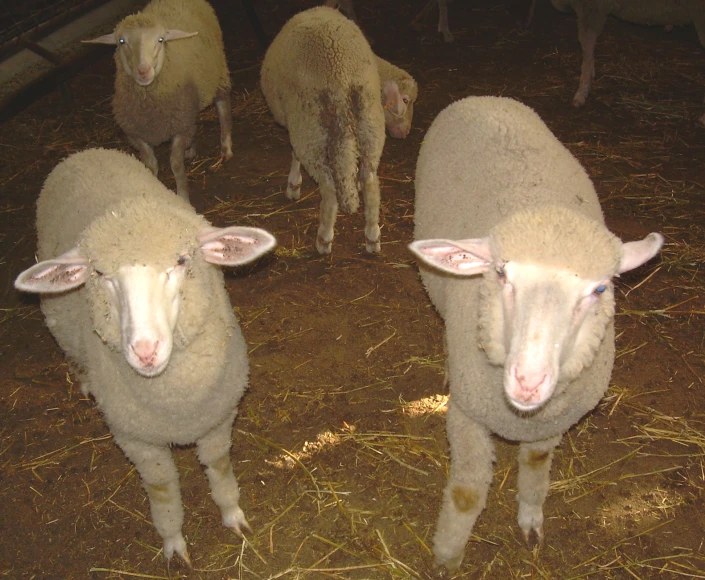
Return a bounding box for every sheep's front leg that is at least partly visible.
[358,159,381,253]
[214,87,233,159]
[572,4,606,107]
[516,435,561,546]
[115,437,189,565]
[196,412,250,535]
[433,401,495,571]
[286,150,302,200]
[316,173,338,254]
[170,134,190,202]
[129,136,158,177]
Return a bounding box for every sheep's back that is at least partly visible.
[261,7,378,128]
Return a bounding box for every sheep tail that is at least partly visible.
[318,89,360,214]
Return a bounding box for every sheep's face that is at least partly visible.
[86,19,199,87]
[96,253,190,377]
[489,261,615,412]
[382,79,416,139]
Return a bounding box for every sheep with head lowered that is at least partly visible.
[14,148,276,565]
[552,0,705,108]
[85,0,232,202]
[261,6,418,255]
[408,96,663,571]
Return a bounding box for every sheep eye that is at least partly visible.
[496,265,505,277]
[118,38,125,45]
[158,36,164,43]
[176,255,186,266]
[594,284,607,295]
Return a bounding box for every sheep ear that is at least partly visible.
[163,30,199,42]
[14,247,89,293]
[618,232,664,274]
[382,80,405,116]
[82,32,118,45]
[199,226,276,266]
[408,238,492,276]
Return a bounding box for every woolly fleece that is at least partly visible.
[112,0,231,148]
[36,148,247,446]
[414,96,620,443]
[261,6,385,215]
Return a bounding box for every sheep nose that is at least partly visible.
[514,368,547,399]
[132,339,159,365]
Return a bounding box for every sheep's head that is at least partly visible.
[84,15,198,86]
[409,206,664,413]
[15,198,276,378]
[382,76,417,139]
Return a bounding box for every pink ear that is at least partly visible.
[383,80,404,116]
[618,233,664,274]
[408,238,493,276]
[199,226,276,266]
[82,33,118,45]
[14,247,89,293]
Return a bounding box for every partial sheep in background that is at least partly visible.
[409,96,663,571]
[412,0,454,42]
[15,148,276,565]
[85,0,232,202]
[552,0,705,108]
[261,6,417,255]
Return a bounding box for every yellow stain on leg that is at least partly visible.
[451,485,478,513]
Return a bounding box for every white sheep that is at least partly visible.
[14,148,276,565]
[261,6,417,255]
[85,0,232,202]
[552,0,705,107]
[408,96,663,571]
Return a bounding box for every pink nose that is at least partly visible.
[137,65,151,78]
[514,368,547,402]
[132,339,159,365]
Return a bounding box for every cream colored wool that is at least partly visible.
[412,96,662,571]
[261,6,417,254]
[31,148,258,563]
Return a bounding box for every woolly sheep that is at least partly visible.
[552,0,705,107]
[14,148,276,565]
[408,96,663,571]
[261,6,418,254]
[85,0,232,202]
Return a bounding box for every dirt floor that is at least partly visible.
[1,0,705,578]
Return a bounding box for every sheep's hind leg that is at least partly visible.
[170,135,190,202]
[196,412,250,535]
[316,173,338,254]
[358,159,381,253]
[516,435,561,546]
[115,437,190,566]
[129,136,158,176]
[214,88,233,159]
[286,150,302,200]
[433,401,495,571]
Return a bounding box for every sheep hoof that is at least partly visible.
[164,533,191,567]
[222,506,251,536]
[365,239,381,253]
[316,237,332,254]
[286,183,301,200]
[434,552,463,573]
[572,93,587,108]
[221,143,233,160]
[522,525,544,548]
[442,31,454,43]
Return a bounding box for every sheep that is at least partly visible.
[14,148,276,565]
[408,96,663,571]
[84,0,232,202]
[261,6,417,255]
[412,0,454,42]
[552,0,705,107]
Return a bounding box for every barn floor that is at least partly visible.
[1,0,704,578]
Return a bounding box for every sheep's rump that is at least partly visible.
[261,7,385,213]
